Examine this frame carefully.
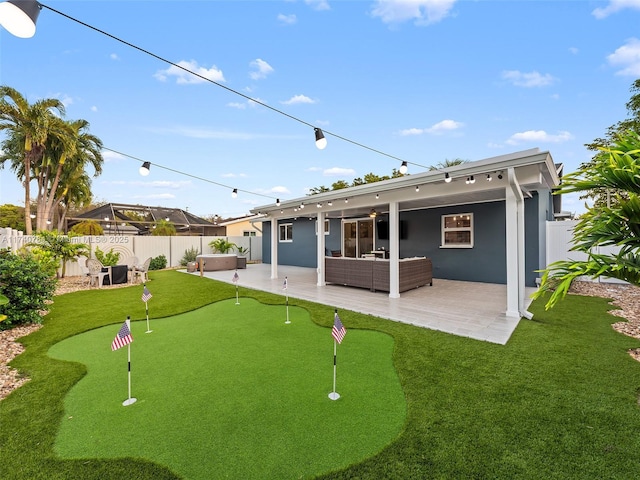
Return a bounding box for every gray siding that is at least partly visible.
[263,201,544,286]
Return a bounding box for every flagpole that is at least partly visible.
[122,317,136,406]
[329,340,340,400]
[284,276,290,324]
[145,301,152,333]
[235,284,240,305]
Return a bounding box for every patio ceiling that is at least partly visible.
[252,148,560,220]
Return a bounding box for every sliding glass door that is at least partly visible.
[343,219,373,258]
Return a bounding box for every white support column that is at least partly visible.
[388,201,400,299]
[505,167,525,317]
[317,212,326,286]
[270,218,278,279]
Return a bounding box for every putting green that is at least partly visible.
[48,298,406,479]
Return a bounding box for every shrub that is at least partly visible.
[209,238,236,254]
[180,247,199,267]
[0,249,57,330]
[95,247,120,266]
[70,220,103,235]
[149,255,167,270]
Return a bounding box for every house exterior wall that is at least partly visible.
[262,218,341,267]
[224,219,262,237]
[262,198,546,287]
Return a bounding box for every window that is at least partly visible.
[441,213,473,248]
[279,223,293,242]
[243,231,257,237]
[315,219,330,235]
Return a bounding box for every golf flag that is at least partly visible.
[111,320,133,351]
[332,312,347,344]
[141,285,153,302]
[232,271,239,283]
[283,277,288,290]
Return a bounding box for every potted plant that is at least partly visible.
[208,238,237,254]
[235,245,250,269]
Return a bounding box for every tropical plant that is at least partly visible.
[0,86,66,234]
[180,246,199,266]
[428,158,469,170]
[0,204,25,230]
[209,238,237,254]
[27,230,89,278]
[308,169,404,194]
[235,245,250,257]
[581,79,640,208]
[533,130,640,309]
[70,220,103,235]
[152,219,176,236]
[149,255,167,270]
[94,247,120,267]
[0,248,57,329]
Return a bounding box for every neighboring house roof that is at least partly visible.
[67,203,219,235]
[218,214,264,226]
[251,148,560,218]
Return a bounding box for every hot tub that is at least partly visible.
[195,254,238,271]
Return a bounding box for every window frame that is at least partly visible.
[440,213,474,248]
[279,223,293,243]
[315,218,330,235]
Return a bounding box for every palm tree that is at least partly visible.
[38,118,103,230]
[0,86,66,234]
[534,130,640,309]
[428,158,469,170]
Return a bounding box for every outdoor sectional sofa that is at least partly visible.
[325,256,433,293]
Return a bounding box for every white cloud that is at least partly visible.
[249,58,274,80]
[148,180,191,189]
[154,60,225,84]
[324,167,356,176]
[281,94,316,105]
[506,130,573,145]
[91,106,98,112]
[306,0,331,11]
[426,119,464,134]
[592,0,640,19]
[101,150,126,162]
[399,127,425,136]
[278,13,297,25]
[502,70,556,87]
[110,53,120,61]
[607,37,640,76]
[569,47,579,55]
[399,119,463,136]
[371,0,457,26]
[227,97,264,109]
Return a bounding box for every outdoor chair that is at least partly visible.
[131,257,151,284]
[86,258,112,288]
[122,256,139,282]
[77,256,91,286]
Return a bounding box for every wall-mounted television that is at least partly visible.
[377,220,408,240]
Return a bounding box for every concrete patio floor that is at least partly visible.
[186,263,536,345]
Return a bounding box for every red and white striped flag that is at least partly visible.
[141,285,152,303]
[283,277,288,290]
[232,271,239,283]
[332,313,347,344]
[111,320,133,351]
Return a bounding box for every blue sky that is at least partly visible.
[1,0,640,219]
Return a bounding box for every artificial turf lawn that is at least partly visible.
[47,298,406,480]
[2,269,640,479]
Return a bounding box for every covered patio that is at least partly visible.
[188,263,537,344]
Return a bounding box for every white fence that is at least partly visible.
[0,227,262,277]
[546,220,625,284]
[0,223,626,283]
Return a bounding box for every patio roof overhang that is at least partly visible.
[251,148,559,219]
